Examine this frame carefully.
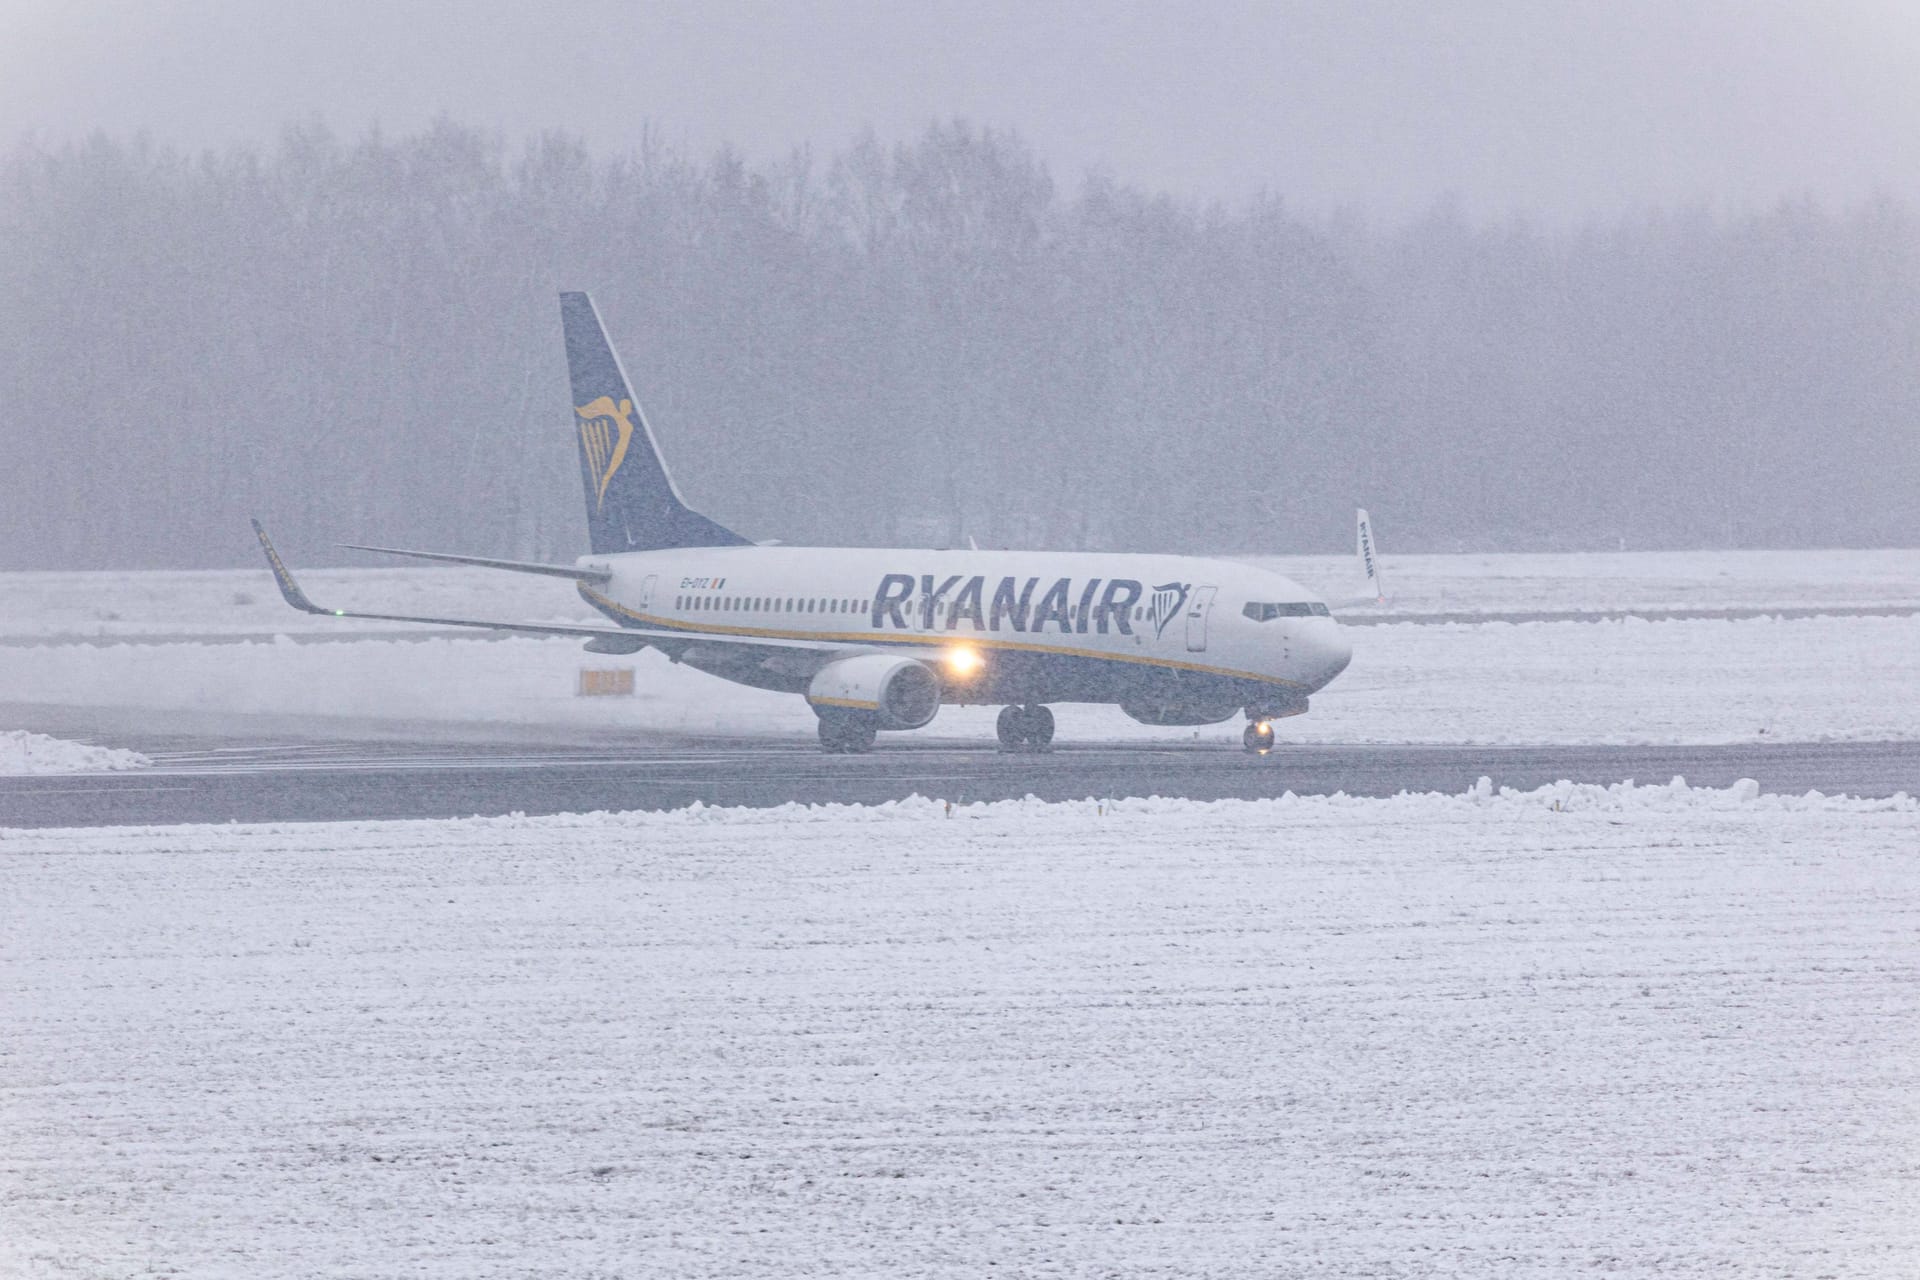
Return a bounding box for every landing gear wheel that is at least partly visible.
[1243,720,1275,754]
[816,710,878,754]
[996,704,1055,752]
[995,705,1023,750]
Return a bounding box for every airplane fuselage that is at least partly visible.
[578,546,1352,724]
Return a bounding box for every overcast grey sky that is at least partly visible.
[3,0,1916,222]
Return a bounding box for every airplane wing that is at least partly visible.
[252,520,858,656]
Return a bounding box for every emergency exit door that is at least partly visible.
[1186,585,1217,652]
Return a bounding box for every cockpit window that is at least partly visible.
[1243,601,1331,621]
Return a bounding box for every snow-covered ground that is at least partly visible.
[0,614,1914,746]
[0,729,149,775]
[5,783,1916,1277]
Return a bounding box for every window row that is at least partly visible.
[675,594,864,616]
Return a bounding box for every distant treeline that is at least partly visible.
[2,120,1915,569]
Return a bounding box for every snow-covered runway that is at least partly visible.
[6,784,1917,1277]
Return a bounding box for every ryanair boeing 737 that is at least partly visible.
[253,292,1358,753]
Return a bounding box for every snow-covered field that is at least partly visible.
[5,783,1917,1277]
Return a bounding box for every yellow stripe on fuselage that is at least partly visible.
[577,587,1307,690]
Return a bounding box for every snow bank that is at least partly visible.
[16,777,1913,845]
[0,728,148,775]
[473,775,1920,831]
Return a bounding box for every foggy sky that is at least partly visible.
[4,0,1917,223]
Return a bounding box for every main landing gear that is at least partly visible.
[1243,719,1275,754]
[816,707,878,754]
[996,704,1055,752]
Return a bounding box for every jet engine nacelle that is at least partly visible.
[1119,697,1242,727]
[807,654,940,730]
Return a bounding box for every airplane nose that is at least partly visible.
[1309,620,1352,689]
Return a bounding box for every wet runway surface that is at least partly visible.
[2,731,1914,828]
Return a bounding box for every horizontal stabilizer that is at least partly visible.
[340,542,611,584]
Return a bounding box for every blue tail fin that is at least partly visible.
[560,291,749,555]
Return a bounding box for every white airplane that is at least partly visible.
[253,291,1357,753]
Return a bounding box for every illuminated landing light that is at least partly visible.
[945,647,984,677]
[1243,719,1275,755]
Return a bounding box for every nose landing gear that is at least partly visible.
[1243,719,1275,754]
[996,704,1055,752]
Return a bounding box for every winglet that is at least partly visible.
[250,518,333,616]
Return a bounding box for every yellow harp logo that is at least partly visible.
[574,396,635,510]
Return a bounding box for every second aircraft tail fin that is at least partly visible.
[1355,507,1386,605]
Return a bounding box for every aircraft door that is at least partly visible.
[1186,585,1217,652]
[638,574,657,614]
